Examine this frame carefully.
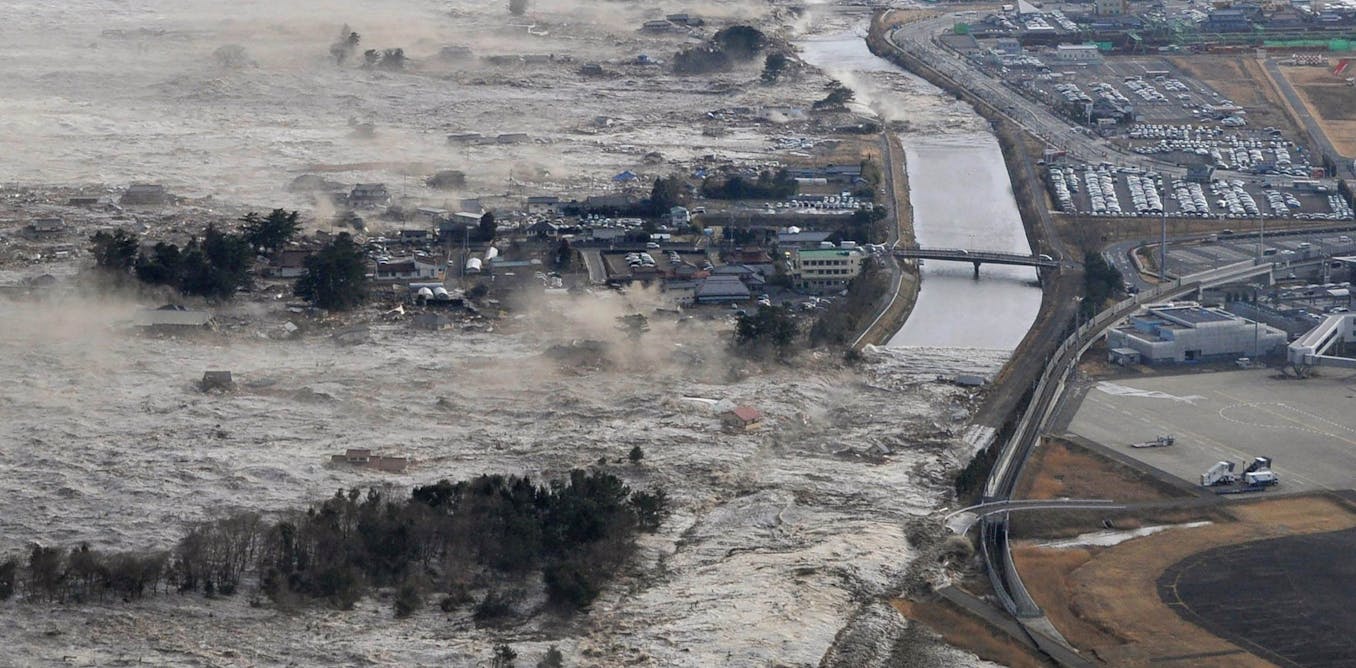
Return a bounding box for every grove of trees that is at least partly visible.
[293,232,370,311]
[1,471,668,619]
[1081,251,1123,319]
[701,168,798,200]
[90,209,303,301]
[734,305,799,357]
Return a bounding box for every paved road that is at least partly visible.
[579,248,606,284]
[1263,59,1355,179]
[887,17,1282,185]
[888,18,1185,176]
[851,133,909,348]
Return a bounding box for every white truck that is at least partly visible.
[1201,461,1237,486]
[1201,457,1279,489]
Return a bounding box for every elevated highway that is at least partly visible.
[972,259,1276,665]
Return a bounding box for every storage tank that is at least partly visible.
[484,246,499,262]
[433,286,451,301]
[465,257,483,273]
[416,287,434,300]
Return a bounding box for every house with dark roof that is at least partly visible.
[119,183,168,206]
[776,230,833,249]
[349,183,391,208]
[26,218,65,236]
[271,249,315,278]
[694,274,751,304]
[527,196,561,215]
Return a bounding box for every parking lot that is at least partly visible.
[1082,57,1226,123]
[1162,229,1356,276]
[1066,368,1356,494]
[1047,162,1349,220]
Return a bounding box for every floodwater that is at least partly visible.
[796,30,1043,358]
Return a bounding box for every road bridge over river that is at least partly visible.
[892,247,1060,277]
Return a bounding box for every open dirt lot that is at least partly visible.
[1279,64,1356,157]
[1067,368,1356,494]
[1169,57,1305,146]
[1014,495,1356,666]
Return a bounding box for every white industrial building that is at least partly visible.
[1051,44,1102,64]
[1106,302,1287,364]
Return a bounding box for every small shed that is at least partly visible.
[200,370,235,392]
[721,406,763,431]
[1109,347,1142,366]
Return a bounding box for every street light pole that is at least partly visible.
[1256,211,1265,261]
[1159,178,1168,282]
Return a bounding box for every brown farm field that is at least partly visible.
[1015,436,1188,503]
[1279,64,1356,156]
[1013,495,1356,666]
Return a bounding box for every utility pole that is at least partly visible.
[1256,211,1265,261]
[1160,178,1168,282]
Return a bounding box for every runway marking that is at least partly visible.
[1216,402,1343,439]
[1216,392,1356,448]
[1076,390,1330,490]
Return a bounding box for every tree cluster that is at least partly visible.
[1081,252,1123,319]
[672,25,766,75]
[131,226,252,300]
[734,305,799,357]
[647,175,686,215]
[761,52,790,83]
[330,26,361,65]
[1,471,668,618]
[812,83,855,110]
[701,168,798,201]
[293,232,370,311]
[363,48,407,71]
[90,210,304,301]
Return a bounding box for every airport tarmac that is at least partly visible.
[1067,367,1356,493]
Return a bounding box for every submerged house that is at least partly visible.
[720,406,763,431]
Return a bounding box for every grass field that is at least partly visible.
[1015,437,1189,503]
[1280,63,1356,156]
[1014,495,1356,666]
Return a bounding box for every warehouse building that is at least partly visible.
[1106,301,1287,364]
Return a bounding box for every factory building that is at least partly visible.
[1051,44,1102,64]
[1106,301,1287,364]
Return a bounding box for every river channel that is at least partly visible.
[798,30,1043,358]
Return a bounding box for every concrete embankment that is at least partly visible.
[854,131,921,349]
